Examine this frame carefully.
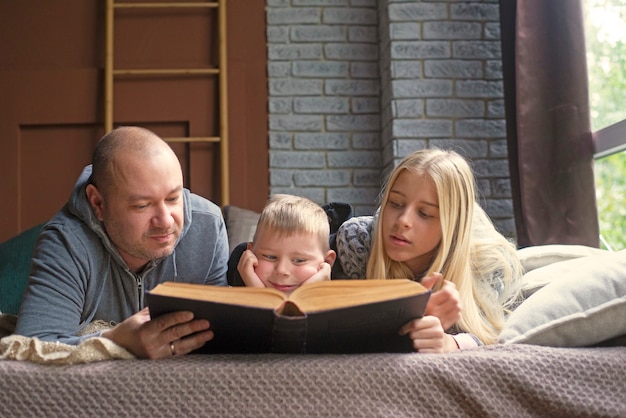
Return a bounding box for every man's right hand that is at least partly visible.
[102,307,214,359]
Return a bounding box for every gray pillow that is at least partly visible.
[499,250,626,347]
[223,205,260,255]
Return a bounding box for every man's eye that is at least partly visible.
[166,196,179,203]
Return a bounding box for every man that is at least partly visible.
[15,126,229,359]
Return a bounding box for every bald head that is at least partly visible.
[91,127,181,194]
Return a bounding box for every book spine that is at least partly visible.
[271,314,307,354]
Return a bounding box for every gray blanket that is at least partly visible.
[1,344,624,417]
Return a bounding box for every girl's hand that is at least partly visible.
[421,273,462,330]
[398,315,459,353]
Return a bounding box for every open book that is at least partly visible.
[147,279,430,354]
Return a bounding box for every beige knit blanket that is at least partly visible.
[0,314,134,364]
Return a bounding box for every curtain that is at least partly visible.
[500,0,600,248]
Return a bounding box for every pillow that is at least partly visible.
[499,250,626,347]
[223,205,260,255]
[516,244,609,274]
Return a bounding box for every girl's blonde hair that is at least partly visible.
[366,149,522,344]
[253,194,331,252]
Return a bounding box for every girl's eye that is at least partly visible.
[419,210,434,219]
[388,200,403,209]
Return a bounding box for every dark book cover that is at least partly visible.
[147,289,429,354]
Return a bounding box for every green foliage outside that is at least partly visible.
[584,0,626,250]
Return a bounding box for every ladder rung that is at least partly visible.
[164,136,221,143]
[114,68,219,76]
[114,2,218,9]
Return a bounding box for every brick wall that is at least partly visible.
[266,0,515,238]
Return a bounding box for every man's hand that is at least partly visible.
[102,307,213,359]
[237,249,265,288]
[300,262,332,286]
[421,272,462,330]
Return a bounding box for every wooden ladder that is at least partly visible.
[104,0,229,205]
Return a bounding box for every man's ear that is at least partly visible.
[325,249,337,267]
[85,184,105,221]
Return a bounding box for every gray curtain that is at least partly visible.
[500,0,600,248]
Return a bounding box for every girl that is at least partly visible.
[336,149,523,352]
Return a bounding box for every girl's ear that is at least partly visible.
[85,184,105,221]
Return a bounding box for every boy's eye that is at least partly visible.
[262,254,277,261]
[292,258,307,264]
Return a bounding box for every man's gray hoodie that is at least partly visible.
[15,165,229,345]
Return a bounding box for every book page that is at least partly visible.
[149,282,287,309]
[289,279,428,313]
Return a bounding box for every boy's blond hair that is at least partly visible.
[253,194,331,251]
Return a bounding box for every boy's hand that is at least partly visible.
[300,262,332,286]
[237,249,265,288]
[421,272,462,330]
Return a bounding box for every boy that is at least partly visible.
[230,194,336,294]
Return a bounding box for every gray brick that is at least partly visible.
[424,60,483,78]
[392,79,453,98]
[269,98,292,114]
[295,170,351,186]
[291,25,346,42]
[485,60,503,79]
[484,22,501,40]
[270,151,326,168]
[483,199,514,220]
[326,79,380,96]
[391,61,422,79]
[269,132,293,149]
[392,99,424,118]
[423,22,481,40]
[267,26,289,43]
[457,80,503,98]
[450,3,500,21]
[294,97,350,114]
[327,187,380,204]
[323,8,378,25]
[351,97,380,114]
[350,62,379,78]
[453,41,501,59]
[352,204,377,217]
[270,169,293,187]
[487,99,505,118]
[390,22,421,40]
[270,187,326,204]
[267,8,321,25]
[388,3,448,21]
[393,119,452,138]
[354,169,382,186]
[427,139,488,158]
[492,178,512,198]
[267,0,290,6]
[349,26,378,43]
[294,0,349,5]
[268,62,291,77]
[426,99,484,117]
[269,78,323,95]
[489,138,509,158]
[327,115,380,131]
[352,132,381,149]
[472,158,510,177]
[395,139,429,158]
[328,150,382,168]
[476,178,491,198]
[456,119,505,138]
[391,41,450,59]
[268,44,323,60]
[269,115,324,131]
[325,43,378,60]
[293,61,349,78]
[295,133,350,149]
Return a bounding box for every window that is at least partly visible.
[583,0,626,250]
